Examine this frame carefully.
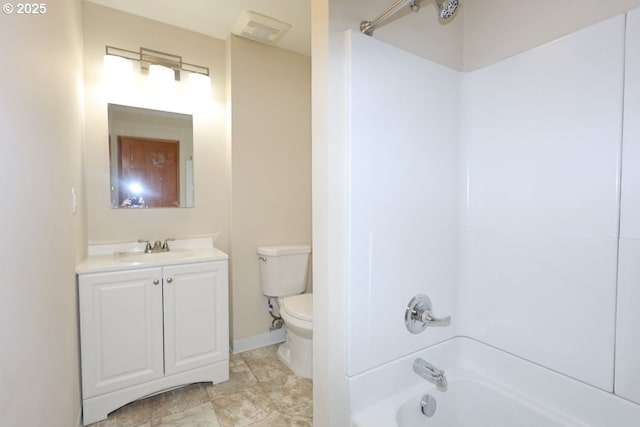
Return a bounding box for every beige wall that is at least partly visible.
[83,4,312,345]
[82,3,229,250]
[463,0,640,70]
[228,35,312,342]
[0,1,86,426]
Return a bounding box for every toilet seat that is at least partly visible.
[280,293,312,322]
[279,293,313,340]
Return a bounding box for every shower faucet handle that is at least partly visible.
[405,294,451,334]
[419,308,451,327]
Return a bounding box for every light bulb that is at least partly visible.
[104,55,133,83]
[188,72,212,99]
[149,64,175,86]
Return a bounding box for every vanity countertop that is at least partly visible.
[76,238,228,274]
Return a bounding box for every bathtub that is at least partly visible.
[350,337,640,427]
[354,371,584,426]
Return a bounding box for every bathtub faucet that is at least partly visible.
[413,358,447,390]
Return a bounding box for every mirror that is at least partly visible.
[108,104,194,208]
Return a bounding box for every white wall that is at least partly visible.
[313,2,464,423]
[318,1,640,423]
[615,7,640,404]
[311,1,348,425]
[227,34,311,345]
[459,15,625,391]
[345,31,460,376]
[320,5,640,423]
[0,1,86,426]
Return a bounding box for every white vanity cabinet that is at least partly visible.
[79,267,164,399]
[77,253,229,425]
[162,262,228,375]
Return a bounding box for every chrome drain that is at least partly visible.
[420,394,437,417]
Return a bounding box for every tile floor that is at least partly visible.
[88,344,312,427]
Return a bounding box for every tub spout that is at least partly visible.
[413,358,447,390]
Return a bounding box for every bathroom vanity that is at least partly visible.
[76,239,229,425]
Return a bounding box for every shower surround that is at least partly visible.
[343,7,640,423]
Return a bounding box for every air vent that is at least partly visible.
[231,10,291,46]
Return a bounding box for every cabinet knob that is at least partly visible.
[153,279,160,285]
[166,277,173,284]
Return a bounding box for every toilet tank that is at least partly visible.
[257,244,311,297]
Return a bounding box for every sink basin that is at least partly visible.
[114,250,195,264]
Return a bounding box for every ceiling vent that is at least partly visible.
[231,10,292,46]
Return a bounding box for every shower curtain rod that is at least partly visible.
[360,0,417,36]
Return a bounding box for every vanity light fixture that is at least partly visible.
[187,71,213,99]
[103,53,134,79]
[149,63,176,88]
[104,46,210,81]
[103,53,135,95]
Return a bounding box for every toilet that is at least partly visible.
[257,244,312,378]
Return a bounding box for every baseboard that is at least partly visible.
[231,329,287,354]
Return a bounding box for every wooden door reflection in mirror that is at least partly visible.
[108,104,194,209]
[118,136,179,208]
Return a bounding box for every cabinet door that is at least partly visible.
[79,268,164,398]
[163,261,229,375]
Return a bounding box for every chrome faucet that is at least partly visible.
[405,295,451,334]
[413,358,447,390]
[138,238,175,253]
[161,237,175,251]
[138,239,153,253]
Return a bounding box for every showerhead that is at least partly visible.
[360,0,460,36]
[434,0,459,20]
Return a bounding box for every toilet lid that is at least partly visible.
[281,293,312,322]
